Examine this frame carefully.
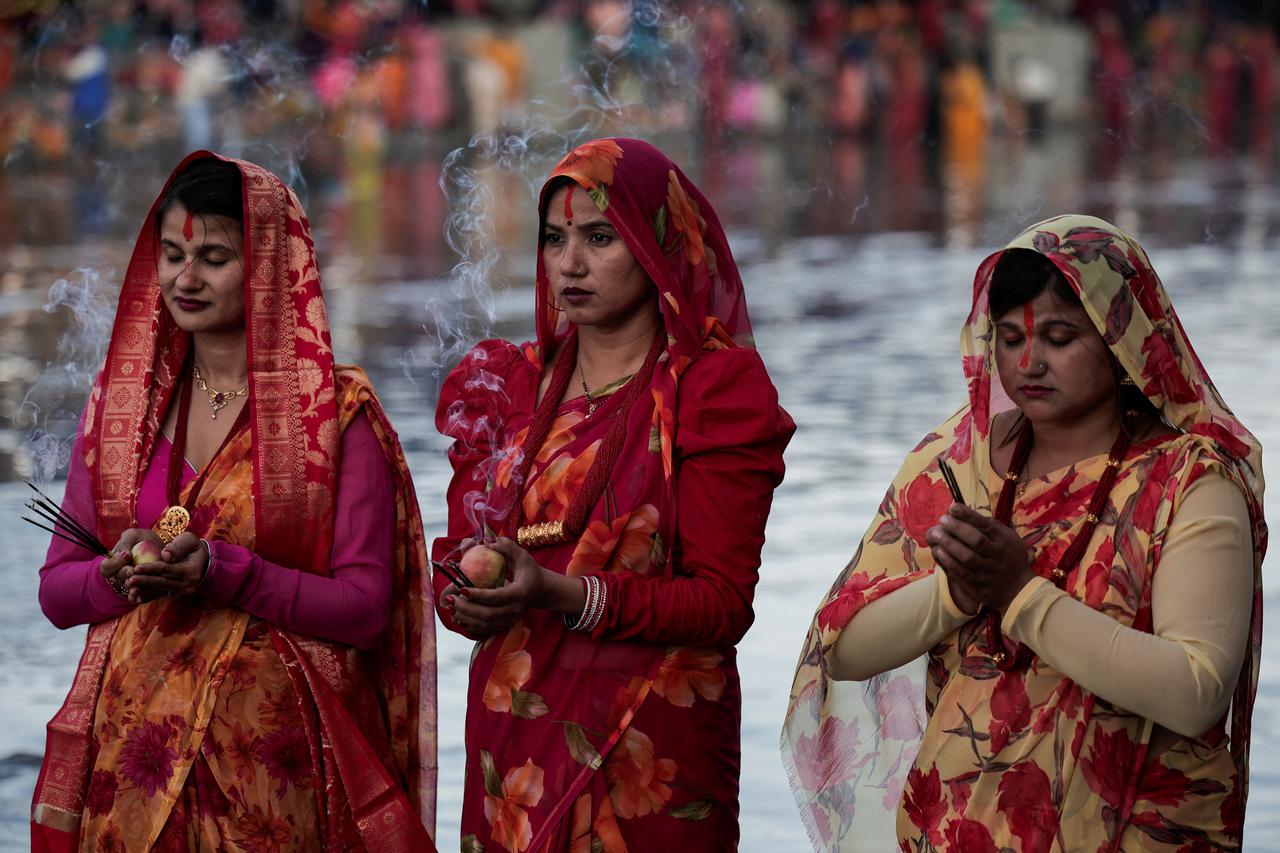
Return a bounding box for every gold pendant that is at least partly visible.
[156,505,191,544]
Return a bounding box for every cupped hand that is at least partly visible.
[125,531,209,604]
[926,503,1036,612]
[100,528,165,601]
[445,537,547,637]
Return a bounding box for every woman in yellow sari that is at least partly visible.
[31,153,436,851]
[783,215,1265,851]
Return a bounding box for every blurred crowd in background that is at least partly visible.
[2,0,1280,168]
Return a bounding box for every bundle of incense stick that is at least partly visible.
[431,559,474,589]
[938,460,966,505]
[22,482,110,557]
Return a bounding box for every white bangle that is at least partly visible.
[565,576,607,632]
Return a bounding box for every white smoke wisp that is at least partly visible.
[418,3,709,537]
[19,267,120,484]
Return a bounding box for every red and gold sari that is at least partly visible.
[783,215,1266,851]
[434,138,793,851]
[30,152,436,851]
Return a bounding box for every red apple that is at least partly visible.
[459,545,507,589]
[131,539,164,565]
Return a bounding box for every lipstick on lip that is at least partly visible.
[1020,385,1053,398]
[560,287,592,305]
[174,297,210,311]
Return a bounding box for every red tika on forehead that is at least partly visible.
[563,183,575,226]
[1019,303,1035,370]
[182,210,194,241]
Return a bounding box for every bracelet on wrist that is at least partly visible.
[564,575,607,633]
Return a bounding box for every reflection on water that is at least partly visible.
[2,134,1279,849]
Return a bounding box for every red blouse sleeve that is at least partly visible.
[591,347,795,647]
[431,339,527,638]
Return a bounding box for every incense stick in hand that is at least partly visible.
[938,460,966,505]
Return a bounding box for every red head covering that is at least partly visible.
[535,137,753,372]
[82,150,338,572]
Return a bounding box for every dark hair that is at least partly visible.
[156,157,244,229]
[988,248,1077,318]
[538,175,577,226]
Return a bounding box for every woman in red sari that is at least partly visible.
[433,137,794,851]
[31,153,437,851]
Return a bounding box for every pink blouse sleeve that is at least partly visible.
[37,414,134,628]
[199,412,395,650]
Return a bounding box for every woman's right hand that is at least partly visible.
[100,528,164,601]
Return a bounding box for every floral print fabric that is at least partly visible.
[782,215,1265,852]
[435,138,788,851]
[31,152,435,851]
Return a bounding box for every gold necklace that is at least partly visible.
[192,364,247,419]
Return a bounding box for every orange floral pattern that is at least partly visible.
[550,139,624,191]
[565,503,661,576]
[482,754,545,853]
[652,647,726,707]
[664,169,706,265]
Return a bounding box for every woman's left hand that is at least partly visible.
[447,537,548,637]
[927,503,1037,612]
[125,532,210,603]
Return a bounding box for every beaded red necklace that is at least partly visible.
[977,421,1131,672]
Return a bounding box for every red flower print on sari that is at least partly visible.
[551,139,624,190]
[943,817,998,852]
[1136,759,1221,807]
[988,672,1032,753]
[94,825,125,853]
[652,647,726,707]
[1132,451,1177,532]
[119,718,178,797]
[902,766,946,846]
[566,503,660,576]
[226,720,260,783]
[162,642,206,678]
[155,599,203,637]
[997,762,1059,853]
[1221,785,1243,839]
[85,769,118,817]
[1140,330,1201,405]
[1081,727,1140,805]
[231,803,293,853]
[665,169,706,265]
[482,752,545,853]
[817,570,913,631]
[257,726,313,797]
[899,474,953,547]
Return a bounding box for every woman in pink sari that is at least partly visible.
[31,153,436,851]
[433,138,794,851]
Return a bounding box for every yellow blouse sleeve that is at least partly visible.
[1001,472,1253,737]
[831,571,975,681]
